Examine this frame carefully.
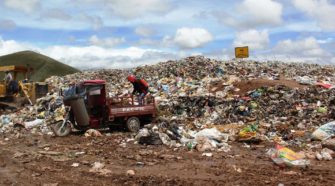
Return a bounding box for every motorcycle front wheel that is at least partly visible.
[52,120,72,137]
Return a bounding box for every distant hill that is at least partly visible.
[0,51,80,81]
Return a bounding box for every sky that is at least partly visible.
[0,0,335,69]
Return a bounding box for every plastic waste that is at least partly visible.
[0,115,11,125]
[162,85,169,93]
[186,140,197,150]
[158,132,172,146]
[239,123,258,141]
[195,128,229,142]
[267,144,310,168]
[134,128,149,140]
[317,107,328,114]
[249,101,258,109]
[312,121,335,141]
[24,119,44,129]
[250,91,262,98]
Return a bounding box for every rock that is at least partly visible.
[322,138,335,151]
[305,151,316,159]
[126,170,135,176]
[321,148,334,160]
[135,162,145,167]
[316,152,323,161]
[135,155,142,161]
[42,183,58,186]
[80,160,90,165]
[202,152,213,157]
[89,162,111,176]
[32,172,42,177]
[38,151,63,156]
[159,154,175,160]
[196,136,214,152]
[13,152,26,158]
[85,129,102,137]
[282,171,298,175]
[71,163,80,167]
[139,149,153,156]
[316,148,334,161]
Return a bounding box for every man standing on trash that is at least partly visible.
[127,75,149,105]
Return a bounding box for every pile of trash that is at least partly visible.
[0,93,65,135]
[134,123,231,152]
[1,55,335,165]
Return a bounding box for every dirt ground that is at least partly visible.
[210,78,307,96]
[1,131,334,186]
[233,79,307,96]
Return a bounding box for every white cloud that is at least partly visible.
[137,38,160,47]
[214,0,282,28]
[4,0,40,13]
[317,38,334,44]
[0,37,179,69]
[233,29,269,50]
[41,9,72,21]
[105,0,172,19]
[135,26,155,37]
[293,0,335,31]
[0,37,33,55]
[173,27,213,49]
[162,35,174,47]
[269,37,335,64]
[89,35,125,48]
[0,19,16,30]
[45,46,179,69]
[274,37,327,57]
[78,14,104,30]
[239,0,282,25]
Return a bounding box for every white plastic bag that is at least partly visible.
[312,121,335,141]
[24,119,44,129]
[195,128,229,142]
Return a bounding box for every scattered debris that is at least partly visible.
[85,129,103,137]
[267,144,310,168]
[126,170,135,176]
[89,162,111,176]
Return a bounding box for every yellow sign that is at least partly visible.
[235,46,249,58]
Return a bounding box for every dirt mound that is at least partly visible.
[234,79,308,96]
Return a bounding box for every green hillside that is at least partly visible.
[0,51,80,81]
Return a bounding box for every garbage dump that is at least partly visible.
[2,56,335,145]
[1,56,335,184]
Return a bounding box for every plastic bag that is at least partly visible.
[312,121,335,141]
[267,144,310,168]
[24,119,44,129]
[0,115,11,125]
[195,128,229,142]
[239,123,258,141]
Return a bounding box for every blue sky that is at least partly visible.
[0,0,335,69]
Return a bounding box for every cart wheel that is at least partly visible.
[126,117,140,133]
[52,120,72,137]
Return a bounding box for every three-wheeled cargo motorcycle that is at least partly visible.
[52,80,156,136]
